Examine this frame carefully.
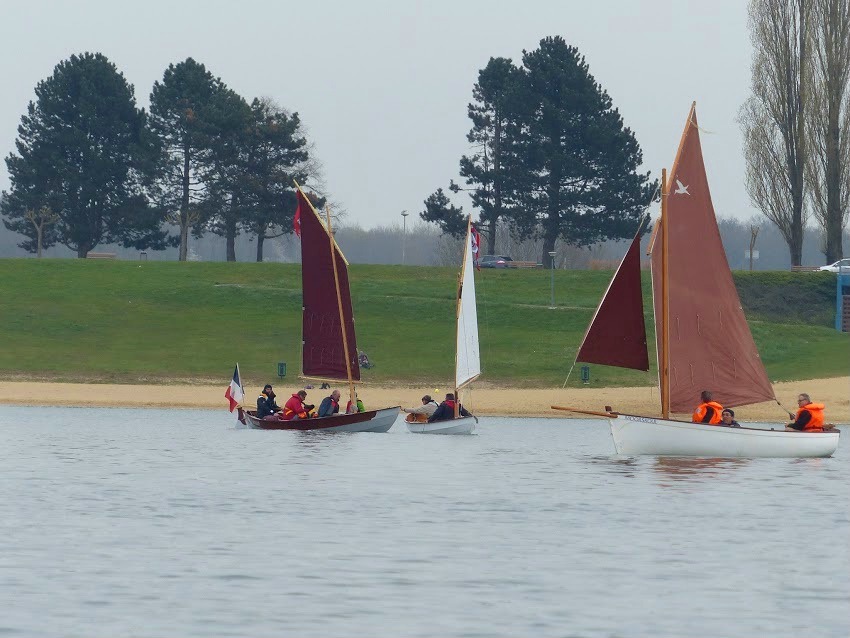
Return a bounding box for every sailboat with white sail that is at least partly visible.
[406,217,480,434]
[244,185,399,432]
[553,104,840,458]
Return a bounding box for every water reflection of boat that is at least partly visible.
[554,104,840,458]
[652,457,749,481]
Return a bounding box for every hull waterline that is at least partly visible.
[405,415,475,435]
[245,407,399,432]
[608,414,840,458]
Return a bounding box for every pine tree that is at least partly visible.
[510,37,655,267]
[2,52,169,257]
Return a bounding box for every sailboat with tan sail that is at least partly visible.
[244,185,399,432]
[406,216,480,434]
[553,103,840,458]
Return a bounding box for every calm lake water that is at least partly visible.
[0,407,847,638]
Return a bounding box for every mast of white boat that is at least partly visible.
[454,217,481,418]
[325,204,357,412]
[660,167,670,419]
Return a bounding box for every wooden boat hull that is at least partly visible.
[245,407,399,432]
[405,414,475,435]
[609,414,840,458]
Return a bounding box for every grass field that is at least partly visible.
[0,259,846,387]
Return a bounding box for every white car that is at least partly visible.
[819,258,850,273]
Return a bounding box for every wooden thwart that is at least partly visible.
[551,405,619,419]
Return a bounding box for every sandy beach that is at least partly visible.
[1,376,847,422]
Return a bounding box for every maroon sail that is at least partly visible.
[576,231,649,371]
[650,105,774,411]
[297,190,360,381]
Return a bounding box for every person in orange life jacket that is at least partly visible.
[282,389,314,421]
[318,389,341,417]
[692,390,724,425]
[720,408,740,427]
[786,393,830,432]
[257,384,283,419]
[428,392,473,423]
[346,393,365,413]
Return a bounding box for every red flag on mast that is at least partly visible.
[471,224,481,270]
[293,195,302,237]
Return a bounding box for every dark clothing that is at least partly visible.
[257,393,281,419]
[428,400,471,423]
[318,396,340,418]
[788,410,811,431]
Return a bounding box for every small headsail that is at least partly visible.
[576,229,649,371]
[296,189,360,382]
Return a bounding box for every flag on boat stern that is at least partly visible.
[225,364,244,412]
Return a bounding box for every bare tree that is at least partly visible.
[25,207,59,258]
[741,0,810,265]
[749,225,760,271]
[806,0,850,262]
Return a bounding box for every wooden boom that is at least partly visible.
[551,405,619,418]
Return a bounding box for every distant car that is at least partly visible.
[818,258,850,273]
[479,254,513,268]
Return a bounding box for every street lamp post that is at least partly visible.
[401,211,409,265]
[548,251,557,309]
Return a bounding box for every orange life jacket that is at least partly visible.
[796,403,825,432]
[693,401,724,425]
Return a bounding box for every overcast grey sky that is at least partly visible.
[0,0,756,229]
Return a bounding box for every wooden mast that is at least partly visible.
[326,205,356,412]
[453,216,471,419]
[660,168,670,419]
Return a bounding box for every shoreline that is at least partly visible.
[1,376,847,422]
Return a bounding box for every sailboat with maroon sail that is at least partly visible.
[553,104,840,458]
[243,185,399,432]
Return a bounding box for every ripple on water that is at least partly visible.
[0,407,846,638]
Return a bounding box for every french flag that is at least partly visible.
[225,364,244,412]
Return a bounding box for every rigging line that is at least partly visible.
[775,397,796,420]
[562,358,578,389]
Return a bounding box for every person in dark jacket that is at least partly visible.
[257,384,282,419]
[428,392,472,423]
[318,389,341,418]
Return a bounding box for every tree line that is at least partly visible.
[1,53,319,260]
[418,36,657,269]
[740,0,850,265]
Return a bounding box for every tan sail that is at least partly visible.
[650,104,775,412]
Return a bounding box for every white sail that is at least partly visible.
[456,223,481,389]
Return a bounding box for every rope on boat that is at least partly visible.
[775,398,796,420]
[562,359,577,389]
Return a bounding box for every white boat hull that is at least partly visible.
[609,414,840,458]
[406,416,476,435]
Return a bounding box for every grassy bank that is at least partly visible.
[0,259,846,387]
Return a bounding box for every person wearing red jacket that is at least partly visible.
[282,390,313,420]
